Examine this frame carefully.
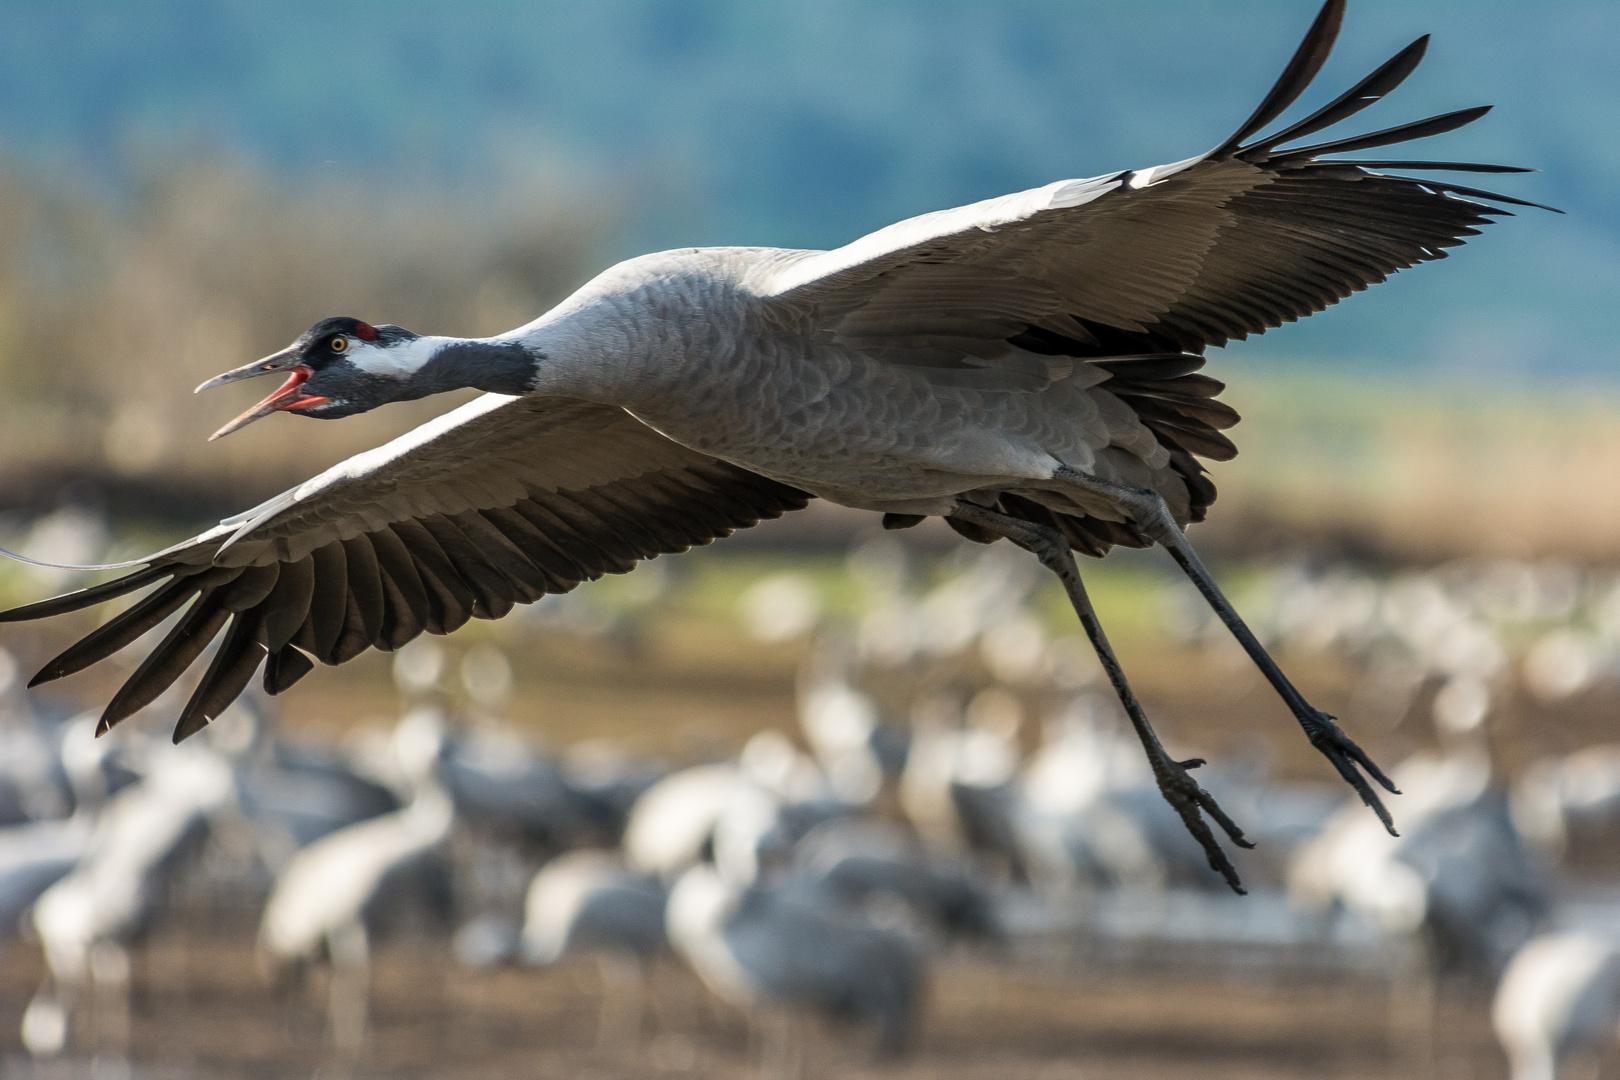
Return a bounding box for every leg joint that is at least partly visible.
[1054,465,1180,542]
[948,502,1072,573]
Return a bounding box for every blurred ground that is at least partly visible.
[0,930,1525,1079]
[13,540,1613,783]
[5,538,1620,1077]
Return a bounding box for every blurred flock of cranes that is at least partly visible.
[3,509,1620,1076]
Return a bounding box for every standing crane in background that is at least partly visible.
[665,862,923,1069]
[0,0,1551,892]
[1493,932,1620,1080]
[258,708,453,1061]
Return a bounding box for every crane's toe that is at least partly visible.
[1301,710,1401,835]
[1148,749,1255,894]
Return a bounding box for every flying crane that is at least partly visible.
[0,0,1552,890]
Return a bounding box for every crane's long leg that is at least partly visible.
[327,918,371,1066]
[948,501,1252,893]
[1051,464,1401,833]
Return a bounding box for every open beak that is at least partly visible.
[197,345,329,441]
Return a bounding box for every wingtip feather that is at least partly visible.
[1403,178,1562,214]
[1213,0,1345,157]
[1237,34,1432,161]
[0,566,168,624]
[1270,104,1494,163]
[1333,160,1535,174]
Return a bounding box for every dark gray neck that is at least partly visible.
[404,339,538,399]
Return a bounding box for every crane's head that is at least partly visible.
[196,316,429,440]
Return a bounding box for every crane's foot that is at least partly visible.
[1144,744,1255,895]
[949,498,1256,893]
[1299,706,1400,835]
[1049,465,1404,835]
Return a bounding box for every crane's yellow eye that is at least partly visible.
[330,336,349,353]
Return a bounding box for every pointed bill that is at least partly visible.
[206,364,330,441]
[194,343,302,394]
[199,343,332,440]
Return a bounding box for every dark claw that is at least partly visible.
[1198,788,1257,852]
[1304,710,1401,836]
[1149,755,1254,894]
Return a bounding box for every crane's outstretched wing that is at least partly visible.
[1,395,810,741]
[767,0,1551,375]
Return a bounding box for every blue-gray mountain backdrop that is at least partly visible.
[0,0,1610,380]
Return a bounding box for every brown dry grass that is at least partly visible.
[1204,367,1620,563]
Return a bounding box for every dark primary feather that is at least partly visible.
[27,573,221,686]
[1213,0,1347,157]
[1267,105,1494,163]
[98,589,231,727]
[768,0,1545,569]
[264,646,315,695]
[1331,161,1533,174]
[1378,179,1559,214]
[1236,34,1430,160]
[0,565,168,622]
[2,399,811,742]
[175,611,267,740]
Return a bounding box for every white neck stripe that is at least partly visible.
[347,335,455,378]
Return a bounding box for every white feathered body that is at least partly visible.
[513,247,1178,520]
